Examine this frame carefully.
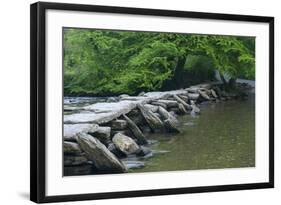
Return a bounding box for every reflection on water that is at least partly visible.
[130,94,255,173]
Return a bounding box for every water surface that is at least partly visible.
[131,94,255,173]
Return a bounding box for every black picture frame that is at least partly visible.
[30,1,274,203]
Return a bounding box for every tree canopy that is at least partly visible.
[64,28,255,96]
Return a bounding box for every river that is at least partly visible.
[64,89,255,175]
[130,93,255,173]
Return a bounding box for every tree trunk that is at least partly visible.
[173,56,187,88]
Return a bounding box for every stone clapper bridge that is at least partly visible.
[63,82,234,174]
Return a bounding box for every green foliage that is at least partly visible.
[64,28,255,96]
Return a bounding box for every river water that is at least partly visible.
[131,93,255,173]
[64,91,255,174]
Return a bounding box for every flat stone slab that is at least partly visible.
[64,100,138,124]
[64,89,188,125]
[64,124,99,141]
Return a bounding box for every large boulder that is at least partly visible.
[112,133,140,155]
[77,133,127,173]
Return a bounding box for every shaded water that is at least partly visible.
[130,94,255,173]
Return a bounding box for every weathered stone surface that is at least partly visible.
[123,114,148,145]
[90,126,111,146]
[138,91,145,96]
[210,89,218,98]
[169,111,177,118]
[112,133,140,155]
[173,94,192,110]
[65,89,188,125]
[158,106,178,122]
[157,100,178,108]
[198,90,210,100]
[164,118,180,133]
[187,93,200,100]
[64,155,88,166]
[64,124,99,141]
[144,104,159,112]
[213,86,222,98]
[190,101,200,114]
[107,143,127,158]
[111,129,132,137]
[64,105,83,112]
[120,96,151,102]
[77,133,127,172]
[110,119,128,130]
[64,141,82,155]
[64,101,137,124]
[158,106,180,133]
[107,97,118,103]
[138,104,164,131]
[178,103,188,114]
[185,87,200,93]
[151,101,167,109]
[179,95,189,102]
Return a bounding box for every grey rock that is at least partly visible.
[157,100,178,108]
[112,133,140,155]
[144,104,159,112]
[77,133,127,172]
[90,126,111,146]
[107,97,118,103]
[123,114,148,145]
[64,124,99,141]
[64,141,82,155]
[138,104,164,131]
[107,143,127,158]
[187,93,200,100]
[110,119,128,130]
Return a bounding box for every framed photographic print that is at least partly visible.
[30,1,274,203]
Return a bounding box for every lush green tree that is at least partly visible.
[64,28,255,96]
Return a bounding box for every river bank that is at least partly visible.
[63,81,254,176]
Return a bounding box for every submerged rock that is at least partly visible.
[122,160,145,169]
[112,133,140,155]
[136,146,152,157]
[77,133,127,172]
